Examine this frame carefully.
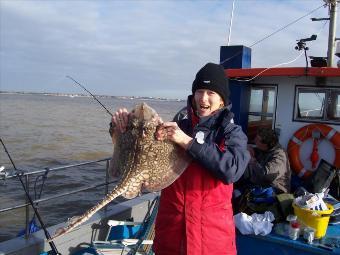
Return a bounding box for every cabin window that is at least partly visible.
[294,87,340,123]
[297,91,325,118]
[247,86,276,143]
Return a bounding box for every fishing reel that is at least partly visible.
[0,166,9,180]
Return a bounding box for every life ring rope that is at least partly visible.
[298,167,307,178]
[287,123,340,179]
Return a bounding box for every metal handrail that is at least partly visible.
[0,157,113,239]
[0,157,111,180]
[0,179,118,213]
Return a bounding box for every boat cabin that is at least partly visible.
[222,45,339,255]
[222,45,339,179]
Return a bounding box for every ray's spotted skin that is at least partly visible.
[48,103,190,241]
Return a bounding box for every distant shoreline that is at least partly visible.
[0,91,185,102]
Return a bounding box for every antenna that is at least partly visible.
[227,0,236,46]
[311,0,338,66]
[295,35,317,69]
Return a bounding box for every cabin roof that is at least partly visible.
[225,67,340,78]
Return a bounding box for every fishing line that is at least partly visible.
[66,75,113,117]
[220,3,327,65]
[0,138,61,255]
[16,169,50,238]
[231,51,304,82]
[249,4,326,48]
[34,168,49,201]
[126,196,160,255]
[30,168,50,224]
[231,16,329,82]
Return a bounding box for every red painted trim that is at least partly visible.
[225,67,340,78]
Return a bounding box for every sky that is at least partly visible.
[0,0,338,100]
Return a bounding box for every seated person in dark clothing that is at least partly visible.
[239,128,291,194]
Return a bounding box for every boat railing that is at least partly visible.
[0,157,114,240]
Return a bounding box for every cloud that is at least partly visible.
[0,0,337,99]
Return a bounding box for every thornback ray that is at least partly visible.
[48,102,191,241]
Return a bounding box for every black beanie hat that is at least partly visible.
[192,62,230,104]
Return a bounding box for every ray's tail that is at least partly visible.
[48,185,126,242]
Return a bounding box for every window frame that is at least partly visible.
[248,84,277,124]
[247,84,278,143]
[293,85,340,124]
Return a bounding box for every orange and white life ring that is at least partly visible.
[287,123,340,179]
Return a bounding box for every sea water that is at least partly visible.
[0,93,185,242]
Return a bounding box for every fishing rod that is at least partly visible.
[66,75,113,117]
[0,138,61,255]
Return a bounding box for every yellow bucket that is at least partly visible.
[292,203,334,239]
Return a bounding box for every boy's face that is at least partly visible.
[254,135,268,151]
[193,89,224,117]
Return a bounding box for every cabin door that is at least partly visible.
[247,85,277,143]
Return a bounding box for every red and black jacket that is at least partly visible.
[153,97,250,255]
